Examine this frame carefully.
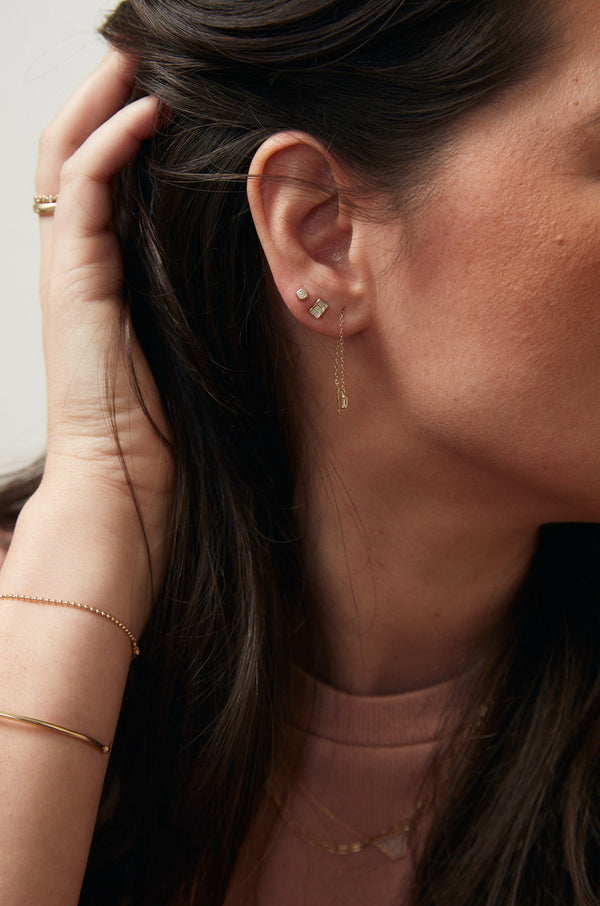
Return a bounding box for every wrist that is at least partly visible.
[1,484,158,637]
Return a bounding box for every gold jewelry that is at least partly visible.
[309,298,329,319]
[32,194,58,215]
[0,594,140,659]
[296,288,309,301]
[267,776,425,861]
[334,308,349,413]
[267,701,491,861]
[0,711,111,755]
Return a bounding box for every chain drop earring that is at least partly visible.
[335,309,349,414]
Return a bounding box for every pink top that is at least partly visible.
[225,668,460,906]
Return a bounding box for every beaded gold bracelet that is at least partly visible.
[0,711,111,754]
[0,593,140,659]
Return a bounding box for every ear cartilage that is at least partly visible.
[309,298,329,319]
[296,288,309,301]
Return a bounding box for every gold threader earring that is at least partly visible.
[297,289,346,413]
[335,309,349,414]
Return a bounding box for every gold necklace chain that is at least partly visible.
[266,774,427,861]
[266,700,490,861]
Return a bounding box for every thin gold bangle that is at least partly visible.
[0,711,111,755]
[0,593,140,659]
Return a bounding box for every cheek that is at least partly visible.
[390,176,600,500]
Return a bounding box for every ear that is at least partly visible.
[247,132,371,337]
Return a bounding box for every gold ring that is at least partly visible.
[33,194,58,215]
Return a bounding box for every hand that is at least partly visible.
[33,51,173,603]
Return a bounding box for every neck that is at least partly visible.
[295,438,540,696]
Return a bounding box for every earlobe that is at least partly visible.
[247,132,370,337]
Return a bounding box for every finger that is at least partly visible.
[53,94,159,243]
[36,52,139,279]
[35,50,138,195]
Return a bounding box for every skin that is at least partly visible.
[0,53,169,904]
[248,0,600,693]
[0,0,597,900]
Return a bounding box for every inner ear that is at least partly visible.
[247,133,354,281]
[302,194,353,273]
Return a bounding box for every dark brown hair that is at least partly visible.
[6,1,600,904]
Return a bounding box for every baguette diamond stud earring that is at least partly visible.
[296,288,309,301]
[309,298,329,319]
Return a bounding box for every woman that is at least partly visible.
[1,0,599,902]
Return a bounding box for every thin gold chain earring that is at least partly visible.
[335,309,349,414]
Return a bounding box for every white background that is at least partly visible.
[0,3,111,472]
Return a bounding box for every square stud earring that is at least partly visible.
[309,298,329,319]
[296,288,309,301]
